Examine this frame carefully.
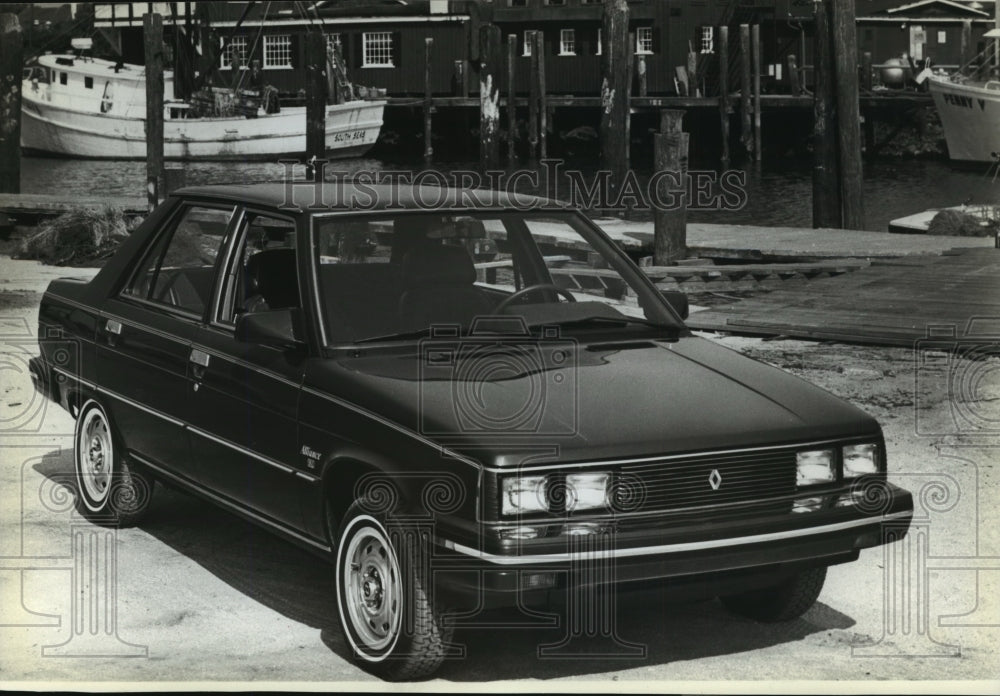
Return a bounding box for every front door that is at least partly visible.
[97,203,236,483]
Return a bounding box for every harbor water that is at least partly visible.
[20,153,997,233]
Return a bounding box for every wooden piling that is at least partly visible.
[143,13,165,211]
[304,31,328,181]
[812,0,841,229]
[751,24,762,162]
[534,30,548,160]
[424,38,434,164]
[862,51,874,154]
[507,34,517,164]
[480,24,502,171]
[600,0,630,208]
[453,59,467,97]
[739,24,752,157]
[960,20,972,67]
[787,54,800,95]
[831,0,864,230]
[687,51,698,96]
[718,25,730,167]
[654,110,688,265]
[0,14,23,194]
[528,30,539,159]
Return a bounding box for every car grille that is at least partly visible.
[609,447,798,514]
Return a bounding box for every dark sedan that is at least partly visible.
[30,182,913,680]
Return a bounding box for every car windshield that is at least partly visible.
[312,211,681,344]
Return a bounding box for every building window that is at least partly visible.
[937,30,947,44]
[546,0,566,4]
[326,33,342,57]
[636,26,654,55]
[263,35,292,69]
[363,31,394,67]
[220,35,248,70]
[523,31,533,57]
[559,29,576,56]
[596,27,602,55]
[509,0,527,5]
[700,26,714,54]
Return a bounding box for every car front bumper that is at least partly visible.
[430,483,913,604]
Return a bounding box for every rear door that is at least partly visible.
[97,203,235,482]
[187,208,308,530]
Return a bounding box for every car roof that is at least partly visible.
[171,181,568,213]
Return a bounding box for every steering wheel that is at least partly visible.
[495,283,577,313]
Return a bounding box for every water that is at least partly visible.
[20,154,998,233]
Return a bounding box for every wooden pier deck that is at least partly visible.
[0,193,147,219]
[685,247,1000,347]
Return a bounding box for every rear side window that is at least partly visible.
[123,205,234,316]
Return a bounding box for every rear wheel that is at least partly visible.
[334,503,450,681]
[719,566,827,622]
[74,399,154,526]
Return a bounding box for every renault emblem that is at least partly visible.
[708,469,722,490]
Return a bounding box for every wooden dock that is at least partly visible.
[686,247,1000,347]
[0,193,148,221]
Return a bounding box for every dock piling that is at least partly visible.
[534,30,548,161]
[304,31,328,182]
[600,0,631,209]
[718,25,730,168]
[479,25,502,171]
[0,13,23,195]
[831,0,864,229]
[787,54,800,96]
[812,0,841,229]
[528,30,539,160]
[507,34,517,164]
[653,110,688,265]
[143,13,165,211]
[637,55,647,97]
[425,38,434,164]
[739,24,752,158]
[960,20,972,68]
[751,24,762,162]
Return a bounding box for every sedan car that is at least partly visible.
[30,182,913,680]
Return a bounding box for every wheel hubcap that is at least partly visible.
[342,524,401,652]
[78,410,112,504]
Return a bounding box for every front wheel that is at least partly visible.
[74,399,154,526]
[334,503,451,681]
[719,566,827,622]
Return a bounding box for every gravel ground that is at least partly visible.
[0,256,997,690]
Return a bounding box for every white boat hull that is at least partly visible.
[21,92,385,161]
[927,76,1000,164]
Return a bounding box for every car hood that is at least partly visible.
[317,336,880,467]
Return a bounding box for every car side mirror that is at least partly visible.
[660,290,689,320]
[235,308,305,349]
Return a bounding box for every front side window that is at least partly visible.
[217,212,299,325]
[221,35,248,69]
[264,34,292,69]
[559,29,576,56]
[313,211,680,345]
[636,26,654,55]
[363,32,394,67]
[124,205,234,316]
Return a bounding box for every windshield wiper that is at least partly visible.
[354,327,443,344]
[534,315,678,331]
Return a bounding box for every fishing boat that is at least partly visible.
[926,28,1000,164]
[20,41,385,161]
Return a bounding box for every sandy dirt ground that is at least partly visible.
[0,255,997,689]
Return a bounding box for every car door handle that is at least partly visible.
[190,348,210,386]
[105,319,122,346]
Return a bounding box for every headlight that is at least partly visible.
[501,475,548,516]
[566,472,610,512]
[796,449,835,486]
[843,443,879,477]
